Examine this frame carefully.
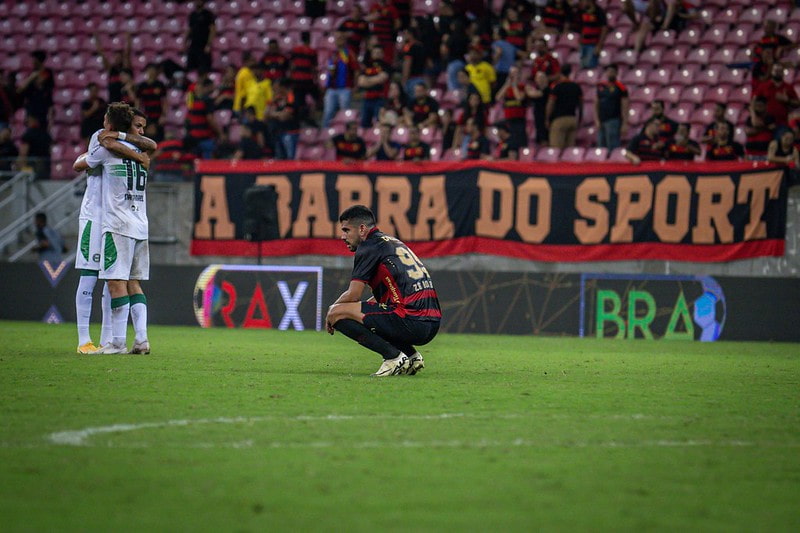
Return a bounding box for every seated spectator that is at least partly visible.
[529,38,560,84]
[366,122,400,160]
[403,83,439,128]
[465,45,497,105]
[496,65,530,148]
[185,78,223,159]
[454,91,489,150]
[701,103,735,147]
[578,0,608,69]
[463,117,491,160]
[358,46,391,128]
[34,212,65,263]
[767,128,800,167]
[439,108,457,152]
[379,81,406,125]
[546,64,583,148]
[213,65,236,110]
[266,79,300,160]
[330,121,367,162]
[706,122,744,161]
[17,114,51,179]
[80,82,107,145]
[754,64,799,127]
[594,64,629,150]
[493,121,520,160]
[625,117,665,164]
[492,28,518,93]
[455,69,481,103]
[402,125,431,161]
[666,123,701,161]
[232,124,265,161]
[151,130,195,181]
[745,96,777,161]
[645,100,678,143]
[0,127,18,172]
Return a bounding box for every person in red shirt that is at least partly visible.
[753,64,800,127]
[358,46,391,128]
[501,6,527,49]
[367,0,400,65]
[706,122,745,161]
[625,117,665,164]
[321,31,360,128]
[339,5,370,58]
[288,32,319,127]
[529,38,560,84]
[745,96,777,161]
[330,121,367,162]
[666,123,701,161]
[496,65,530,147]
[579,0,608,69]
[261,40,288,82]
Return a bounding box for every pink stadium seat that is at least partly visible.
[690,124,705,143]
[362,127,381,145]
[649,30,676,47]
[719,68,746,86]
[627,103,647,127]
[767,7,791,24]
[557,31,580,49]
[672,102,694,124]
[639,47,663,67]
[661,45,688,66]
[518,147,535,162]
[706,86,731,105]
[441,148,463,161]
[655,86,681,105]
[725,106,742,125]
[647,68,671,86]
[680,27,701,47]
[613,49,638,67]
[630,85,657,105]
[714,7,740,25]
[605,30,629,49]
[575,68,600,86]
[560,147,586,162]
[740,6,766,25]
[312,16,336,32]
[680,86,706,106]
[621,67,648,87]
[700,25,727,46]
[674,65,699,86]
[536,147,561,162]
[584,148,608,162]
[297,145,326,161]
[299,127,319,146]
[696,67,720,87]
[709,47,736,67]
[608,147,628,162]
[684,47,710,66]
[725,27,752,47]
[428,146,441,161]
[695,7,716,26]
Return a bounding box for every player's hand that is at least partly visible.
[98,129,117,143]
[137,152,151,170]
[326,321,335,335]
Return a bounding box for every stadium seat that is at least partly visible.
[695,7,716,26]
[536,147,561,162]
[560,147,586,162]
[706,86,731,105]
[440,148,462,161]
[740,6,766,25]
[684,47,710,66]
[726,106,743,125]
[621,68,648,87]
[700,25,727,46]
[655,86,681,105]
[613,49,638,67]
[680,28,701,47]
[584,147,608,162]
[639,47,663,67]
[714,7,740,25]
[627,103,647,127]
[674,65,699,86]
[709,47,736,67]
[629,85,657,104]
[649,30,675,47]
[719,68,746,86]
[661,45,689,66]
[767,7,791,23]
[680,86,706,106]
[672,102,694,124]
[696,67,720,87]
[647,68,670,86]
[607,147,628,162]
[518,147,534,162]
[725,27,752,47]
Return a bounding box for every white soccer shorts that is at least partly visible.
[100,232,150,281]
[74,218,103,271]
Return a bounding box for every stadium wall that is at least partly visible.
[1,262,798,342]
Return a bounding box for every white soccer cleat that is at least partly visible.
[406,351,425,375]
[130,340,150,354]
[371,354,409,377]
[94,343,128,354]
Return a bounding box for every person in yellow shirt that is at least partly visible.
[233,52,258,114]
[243,63,273,120]
[465,46,496,104]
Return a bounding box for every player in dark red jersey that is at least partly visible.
[326,205,441,377]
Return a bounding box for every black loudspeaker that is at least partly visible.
[243,185,280,242]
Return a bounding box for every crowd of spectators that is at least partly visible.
[2,0,800,179]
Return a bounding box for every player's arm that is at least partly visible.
[98,137,151,170]
[332,280,367,306]
[99,130,158,154]
[73,152,89,172]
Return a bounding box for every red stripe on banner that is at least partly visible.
[190,237,785,262]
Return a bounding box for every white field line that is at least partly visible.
[39,413,800,449]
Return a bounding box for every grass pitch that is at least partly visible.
[0,321,798,532]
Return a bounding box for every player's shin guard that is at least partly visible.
[333,319,401,360]
[110,295,130,348]
[100,283,112,346]
[75,271,98,345]
[129,293,148,343]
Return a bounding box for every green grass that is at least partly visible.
[1,321,798,532]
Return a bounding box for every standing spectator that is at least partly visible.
[366,122,400,160]
[79,83,107,145]
[537,0,574,38]
[402,125,431,161]
[213,65,236,110]
[358,46,391,128]
[93,35,131,104]
[496,65,530,148]
[529,70,550,146]
[267,79,300,160]
[321,32,359,128]
[767,128,800,167]
[701,103,735,147]
[401,28,427,97]
[492,28,517,95]
[330,121,367,162]
[404,83,439,129]
[625,117,665,164]
[233,52,258,116]
[231,123,265,161]
[186,0,216,73]
[441,19,470,92]
[394,0,412,28]
[118,68,137,107]
[501,7,528,50]
[753,20,793,65]
[529,38,560,84]
[753,64,799,127]
[244,64,273,122]
[339,5,370,59]
[439,108,457,152]
[152,130,195,182]
[305,0,325,18]
[17,51,54,128]
[578,0,608,69]
[546,64,582,149]
[493,121,520,160]
[646,100,678,143]
[240,106,272,158]
[34,212,65,263]
[0,127,18,172]
[288,32,320,127]
[745,96,777,161]
[17,114,51,179]
[454,91,488,150]
[666,123,701,161]
[0,70,18,130]
[706,122,744,161]
[185,79,223,159]
[136,63,167,141]
[594,64,629,150]
[465,46,497,105]
[261,40,288,83]
[368,0,401,66]
[463,117,491,160]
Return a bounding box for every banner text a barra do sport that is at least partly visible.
[192,160,788,262]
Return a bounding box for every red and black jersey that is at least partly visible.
[596,80,628,122]
[407,96,439,125]
[703,119,734,146]
[273,91,299,133]
[495,138,519,160]
[361,59,390,100]
[369,3,398,46]
[707,142,744,161]
[186,96,214,140]
[666,140,700,160]
[136,80,166,121]
[154,138,194,172]
[332,133,366,160]
[753,34,792,60]
[402,141,431,161]
[531,53,560,79]
[339,18,369,52]
[627,133,663,161]
[352,228,441,321]
[580,6,607,46]
[541,2,571,31]
[504,20,526,49]
[502,84,528,120]
[289,44,318,85]
[653,115,678,143]
[262,51,288,81]
[402,40,426,77]
[745,114,776,156]
[466,135,490,159]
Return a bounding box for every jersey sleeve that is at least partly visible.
[351,244,380,283]
[85,134,110,169]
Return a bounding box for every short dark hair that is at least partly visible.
[32,50,46,63]
[133,107,146,119]
[339,205,375,226]
[106,102,134,132]
[560,64,572,77]
[35,212,47,223]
